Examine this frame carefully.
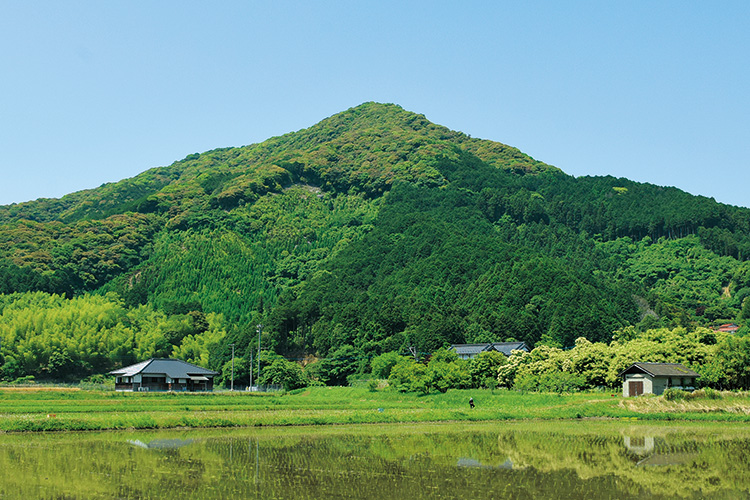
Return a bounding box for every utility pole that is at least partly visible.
[256,324,262,390]
[249,352,253,391]
[230,343,235,391]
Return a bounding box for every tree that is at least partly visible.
[319,345,359,386]
[427,358,471,393]
[371,351,403,379]
[712,335,750,389]
[388,357,426,393]
[260,358,307,390]
[741,297,750,320]
[469,351,506,388]
[568,337,611,388]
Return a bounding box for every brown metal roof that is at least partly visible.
[619,362,699,378]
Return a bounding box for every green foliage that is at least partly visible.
[370,351,403,379]
[663,388,687,401]
[742,297,750,320]
[260,358,307,390]
[469,351,506,388]
[706,334,750,389]
[515,370,586,394]
[385,350,471,394]
[388,357,426,393]
[272,173,638,356]
[426,355,471,393]
[318,345,359,386]
[0,292,227,381]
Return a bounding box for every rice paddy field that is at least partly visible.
[2,386,750,433]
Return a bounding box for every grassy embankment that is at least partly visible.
[1,386,749,433]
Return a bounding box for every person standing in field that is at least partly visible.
[469,397,475,409]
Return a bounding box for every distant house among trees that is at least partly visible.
[716,323,740,333]
[619,362,699,397]
[450,342,529,360]
[110,359,218,392]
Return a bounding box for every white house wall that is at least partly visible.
[623,373,653,397]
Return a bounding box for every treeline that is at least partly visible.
[384,326,750,393]
[0,292,227,382]
[1,291,749,393]
[451,151,750,259]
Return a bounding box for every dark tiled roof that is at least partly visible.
[450,342,529,356]
[619,362,699,378]
[490,342,529,355]
[109,359,218,378]
[451,344,493,356]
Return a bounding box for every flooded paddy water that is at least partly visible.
[0,420,748,499]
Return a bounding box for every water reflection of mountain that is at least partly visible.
[2,424,750,499]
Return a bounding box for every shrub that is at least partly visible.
[687,387,722,400]
[388,358,425,393]
[513,370,585,394]
[11,375,35,385]
[662,388,687,401]
[703,387,722,399]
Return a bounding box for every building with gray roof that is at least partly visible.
[110,358,218,392]
[450,342,529,360]
[619,362,699,397]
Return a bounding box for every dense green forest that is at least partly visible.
[1,102,749,389]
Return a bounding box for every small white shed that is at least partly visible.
[619,362,699,397]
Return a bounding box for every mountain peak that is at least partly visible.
[0,103,554,223]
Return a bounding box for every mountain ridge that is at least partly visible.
[0,103,556,224]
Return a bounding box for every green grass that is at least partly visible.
[1,386,750,433]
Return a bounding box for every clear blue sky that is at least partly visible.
[2,1,748,207]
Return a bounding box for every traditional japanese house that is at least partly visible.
[110,358,218,392]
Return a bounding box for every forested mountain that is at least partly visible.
[1,102,749,384]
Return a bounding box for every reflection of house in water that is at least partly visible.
[457,457,513,469]
[623,435,655,456]
[128,439,195,450]
[623,435,698,467]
